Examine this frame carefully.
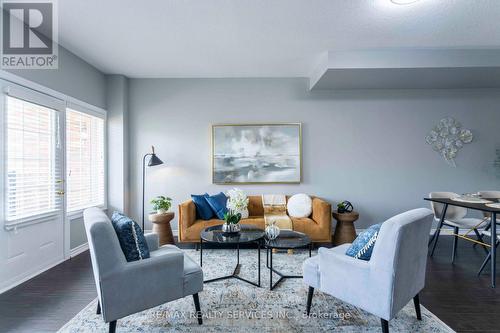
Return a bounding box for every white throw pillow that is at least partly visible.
[287,194,312,218]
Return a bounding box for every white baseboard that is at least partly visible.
[0,257,65,295]
[146,229,179,237]
[70,243,89,258]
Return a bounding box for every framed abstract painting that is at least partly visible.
[212,123,302,184]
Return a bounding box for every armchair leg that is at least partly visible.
[109,320,116,333]
[306,286,314,315]
[413,294,422,320]
[381,319,389,333]
[193,293,202,325]
[96,301,101,315]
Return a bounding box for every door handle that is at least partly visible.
[56,190,65,195]
[56,179,64,183]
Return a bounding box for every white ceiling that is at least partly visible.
[58,0,500,78]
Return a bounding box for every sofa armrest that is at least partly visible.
[178,200,197,242]
[312,197,332,232]
[144,233,159,251]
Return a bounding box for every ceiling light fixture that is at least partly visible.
[390,0,420,4]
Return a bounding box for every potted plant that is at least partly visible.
[222,210,242,234]
[226,188,249,218]
[150,196,172,214]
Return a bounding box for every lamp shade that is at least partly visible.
[148,154,163,167]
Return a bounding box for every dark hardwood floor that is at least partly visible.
[0,236,498,333]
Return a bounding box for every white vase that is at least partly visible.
[265,222,280,240]
[157,209,167,214]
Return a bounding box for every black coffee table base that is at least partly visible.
[200,239,261,287]
[266,245,312,290]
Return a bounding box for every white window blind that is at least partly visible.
[6,95,62,221]
[66,108,105,212]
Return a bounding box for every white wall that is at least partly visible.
[128,78,500,230]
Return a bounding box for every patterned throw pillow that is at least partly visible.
[345,223,382,261]
[111,212,150,262]
[205,192,228,220]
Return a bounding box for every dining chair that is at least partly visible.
[429,192,487,262]
[476,191,500,275]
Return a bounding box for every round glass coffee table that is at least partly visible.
[264,230,312,290]
[200,224,264,287]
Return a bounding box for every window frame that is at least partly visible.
[65,102,107,220]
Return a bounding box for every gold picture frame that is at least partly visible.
[212,123,302,184]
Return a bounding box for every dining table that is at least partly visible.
[424,197,500,288]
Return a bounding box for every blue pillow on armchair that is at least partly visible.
[205,192,228,220]
[345,223,382,261]
[111,212,150,262]
[191,193,213,220]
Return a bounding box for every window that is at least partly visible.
[66,108,105,212]
[5,96,62,221]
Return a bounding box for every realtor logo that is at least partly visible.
[1,0,58,69]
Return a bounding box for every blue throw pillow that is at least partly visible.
[111,212,150,262]
[345,223,382,261]
[205,192,228,220]
[191,193,214,220]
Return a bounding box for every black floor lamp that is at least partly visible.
[142,146,164,230]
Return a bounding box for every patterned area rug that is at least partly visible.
[59,249,454,333]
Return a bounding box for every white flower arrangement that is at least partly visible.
[226,188,249,212]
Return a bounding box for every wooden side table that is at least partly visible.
[149,212,175,245]
[332,211,359,246]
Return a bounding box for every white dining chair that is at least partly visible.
[476,191,500,275]
[429,192,487,262]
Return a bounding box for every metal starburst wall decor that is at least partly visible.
[425,117,473,167]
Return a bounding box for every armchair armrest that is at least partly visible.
[318,247,392,320]
[144,233,159,251]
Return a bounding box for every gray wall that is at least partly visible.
[106,75,130,216]
[128,78,500,231]
[6,46,107,109]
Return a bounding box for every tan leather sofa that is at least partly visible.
[178,195,332,244]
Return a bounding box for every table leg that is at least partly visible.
[200,239,203,267]
[237,243,240,265]
[257,241,261,287]
[430,203,448,256]
[491,213,497,288]
[269,247,273,290]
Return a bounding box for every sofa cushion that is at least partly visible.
[205,192,228,219]
[287,193,312,218]
[111,212,150,262]
[345,223,382,261]
[191,193,213,220]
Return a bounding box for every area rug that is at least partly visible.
[59,249,454,333]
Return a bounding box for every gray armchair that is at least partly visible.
[84,207,203,333]
[303,208,433,333]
